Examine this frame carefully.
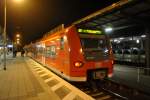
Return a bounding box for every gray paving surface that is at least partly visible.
[0,54,60,100]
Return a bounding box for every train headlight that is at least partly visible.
[74,61,83,68]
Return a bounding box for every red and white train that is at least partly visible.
[25,24,114,82]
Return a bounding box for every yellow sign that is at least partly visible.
[78,29,103,34]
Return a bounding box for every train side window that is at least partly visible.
[113,50,116,54]
[140,50,145,55]
[46,46,56,58]
[117,50,122,54]
[50,45,56,58]
[60,37,64,50]
[39,46,43,55]
[132,50,138,55]
[46,46,51,57]
[124,50,130,54]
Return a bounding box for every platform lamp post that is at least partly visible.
[3,0,7,70]
[3,0,23,70]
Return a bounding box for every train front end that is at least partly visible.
[68,26,114,82]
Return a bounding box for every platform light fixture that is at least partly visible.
[141,35,146,38]
[16,34,20,38]
[113,39,118,42]
[17,40,20,44]
[129,38,132,40]
[105,27,113,33]
[136,39,140,44]
[13,0,24,3]
[7,44,13,48]
[119,37,124,40]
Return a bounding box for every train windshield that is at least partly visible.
[77,28,109,50]
[80,36,110,61]
[81,38,107,49]
[77,28,110,61]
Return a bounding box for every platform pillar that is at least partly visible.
[145,26,150,75]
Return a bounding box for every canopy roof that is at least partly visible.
[73,0,150,37]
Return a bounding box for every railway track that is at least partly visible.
[72,79,150,100]
[72,82,126,100]
[102,79,150,100]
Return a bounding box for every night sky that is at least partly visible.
[0,0,119,45]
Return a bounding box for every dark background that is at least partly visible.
[0,0,119,45]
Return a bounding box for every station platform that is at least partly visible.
[0,53,94,100]
[110,64,150,94]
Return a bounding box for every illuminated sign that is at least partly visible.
[7,45,13,48]
[78,29,103,34]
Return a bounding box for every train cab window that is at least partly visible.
[140,50,145,55]
[123,50,130,54]
[113,50,116,54]
[132,50,138,55]
[80,38,107,49]
[60,37,64,50]
[117,50,122,54]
